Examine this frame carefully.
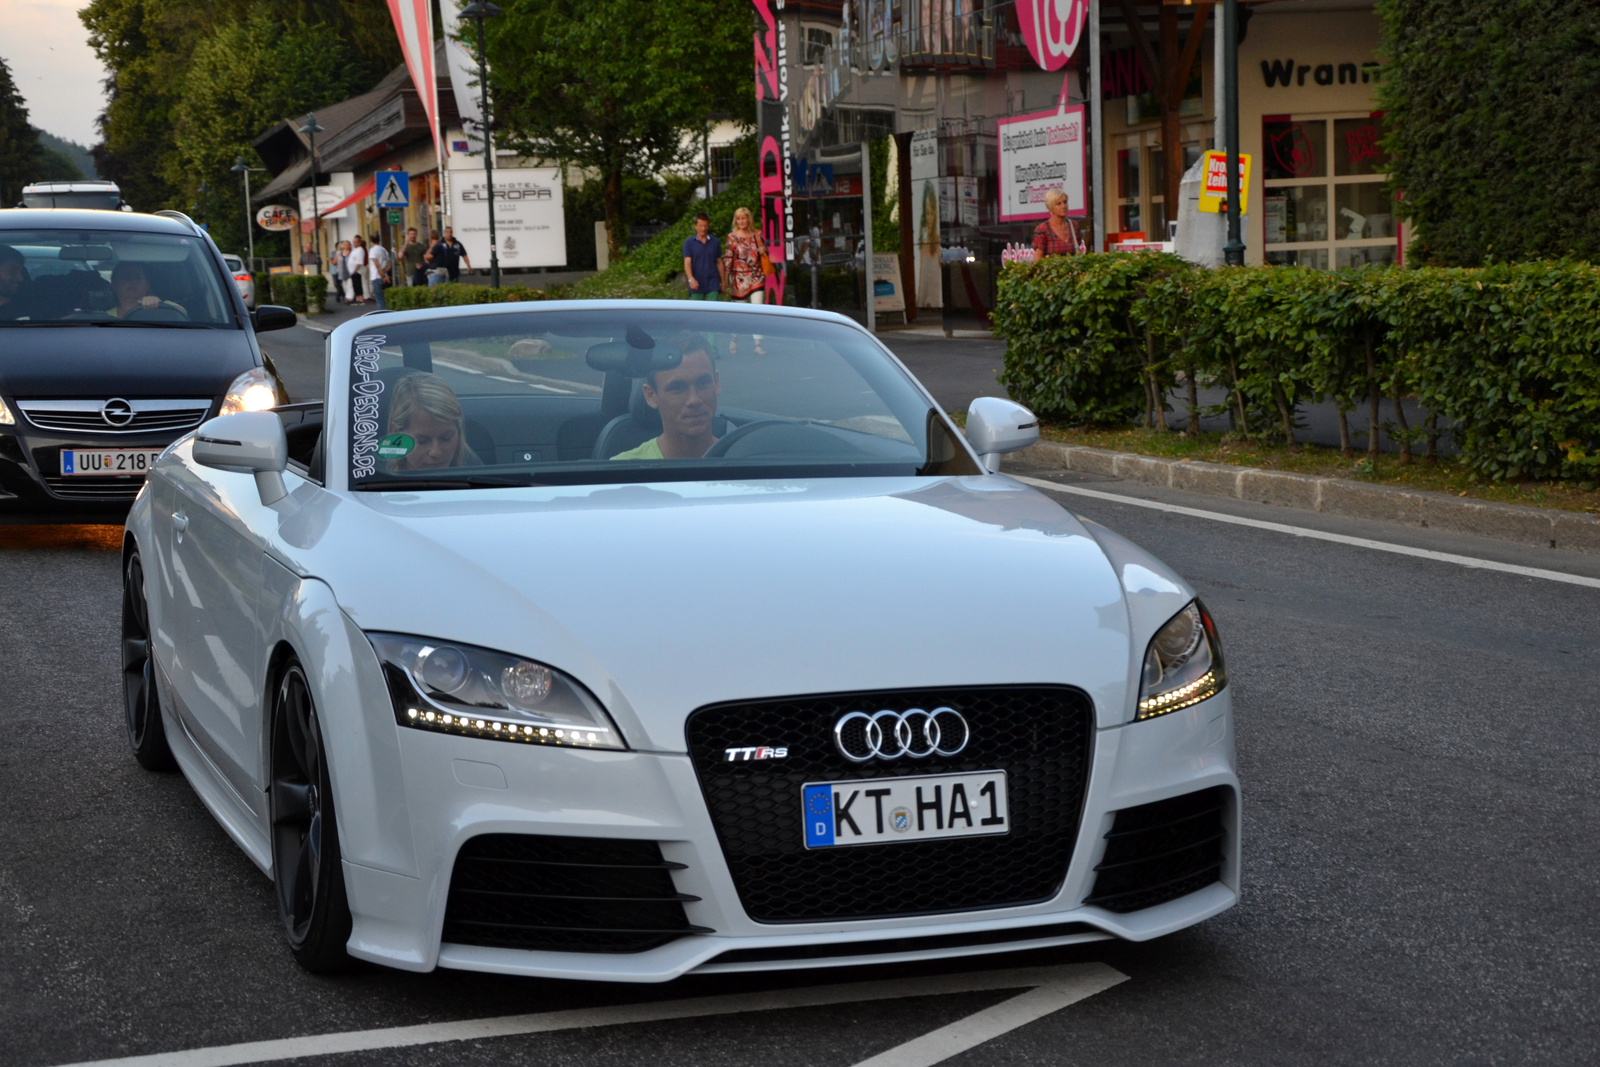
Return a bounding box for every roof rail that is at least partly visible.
[153,209,203,235]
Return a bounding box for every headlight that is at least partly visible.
[368,633,626,750]
[1137,600,1226,720]
[219,367,278,414]
[0,396,13,425]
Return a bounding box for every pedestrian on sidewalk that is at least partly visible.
[423,231,449,286]
[368,233,391,310]
[347,235,368,303]
[299,234,320,277]
[682,212,723,301]
[399,227,427,286]
[723,207,768,354]
[1032,189,1086,257]
[442,226,471,282]
[329,241,349,303]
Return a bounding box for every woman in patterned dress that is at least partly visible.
[723,207,768,355]
[1032,188,1086,257]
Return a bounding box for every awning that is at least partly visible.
[315,175,377,219]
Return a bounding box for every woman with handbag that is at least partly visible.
[723,207,771,355]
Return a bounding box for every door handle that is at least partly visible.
[172,511,188,541]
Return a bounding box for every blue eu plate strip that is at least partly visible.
[802,784,834,848]
[62,452,74,474]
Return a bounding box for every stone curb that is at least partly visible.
[1008,441,1600,556]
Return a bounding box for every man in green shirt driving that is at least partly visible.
[612,336,721,460]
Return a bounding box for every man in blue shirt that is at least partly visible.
[682,213,724,300]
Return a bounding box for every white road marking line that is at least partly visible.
[848,964,1127,1067]
[488,375,523,383]
[49,963,1125,1067]
[1012,474,1600,590]
[297,320,332,334]
[432,359,484,374]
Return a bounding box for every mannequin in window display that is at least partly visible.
[916,180,942,308]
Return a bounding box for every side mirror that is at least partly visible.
[250,305,297,333]
[965,397,1040,473]
[192,412,290,505]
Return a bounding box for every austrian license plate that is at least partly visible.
[60,449,163,476]
[802,770,1008,849]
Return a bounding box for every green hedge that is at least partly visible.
[991,255,1600,483]
[381,282,560,311]
[268,273,306,313]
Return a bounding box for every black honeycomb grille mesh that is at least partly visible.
[1085,787,1227,914]
[685,686,1094,923]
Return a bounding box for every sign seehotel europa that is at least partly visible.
[996,104,1088,222]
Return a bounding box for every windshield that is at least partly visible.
[22,189,121,210]
[345,307,977,488]
[0,229,237,327]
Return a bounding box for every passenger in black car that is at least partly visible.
[0,245,36,320]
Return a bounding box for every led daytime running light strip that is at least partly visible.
[404,706,609,747]
[1137,670,1220,720]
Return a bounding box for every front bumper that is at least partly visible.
[0,427,188,519]
[340,691,1239,983]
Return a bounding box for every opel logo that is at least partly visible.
[101,398,135,427]
[833,707,970,763]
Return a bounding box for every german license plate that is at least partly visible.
[60,449,162,476]
[802,770,1008,849]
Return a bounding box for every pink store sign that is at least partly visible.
[1016,0,1090,72]
[997,104,1088,222]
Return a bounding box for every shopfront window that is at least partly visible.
[1263,113,1395,269]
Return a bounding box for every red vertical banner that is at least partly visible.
[753,0,791,305]
[388,0,443,160]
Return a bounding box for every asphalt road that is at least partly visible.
[3,439,1598,1065]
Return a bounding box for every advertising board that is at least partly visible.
[996,104,1087,221]
[447,168,566,268]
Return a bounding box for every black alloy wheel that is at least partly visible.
[269,661,352,972]
[122,549,176,771]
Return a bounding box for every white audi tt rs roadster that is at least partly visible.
[121,300,1238,979]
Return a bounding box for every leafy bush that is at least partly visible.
[381,282,559,311]
[269,273,306,312]
[303,273,328,310]
[995,255,1600,483]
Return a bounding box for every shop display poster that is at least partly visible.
[996,103,1087,221]
[1197,151,1252,215]
[872,253,905,313]
[910,128,942,309]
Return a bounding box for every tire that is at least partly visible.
[122,549,177,772]
[269,660,353,972]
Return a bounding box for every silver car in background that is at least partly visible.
[223,254,255,308]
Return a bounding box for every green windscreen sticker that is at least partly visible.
[377,433,414,459]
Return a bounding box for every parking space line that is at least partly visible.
[47,963,1126,1067]
[847,965,1128,1067]
[1013,474,1600,591]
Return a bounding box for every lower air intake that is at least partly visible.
[1084,786,1228,913]
[441,834,710,953]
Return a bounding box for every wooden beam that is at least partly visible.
[1116,0,1165,100]
[1172,2,1213,111]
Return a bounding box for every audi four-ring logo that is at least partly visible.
[833,708,970,763]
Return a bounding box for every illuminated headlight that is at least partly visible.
[1137,600,1226,720]
[368,633,626,750]
[0,396,13,425]
[219,367,278,414]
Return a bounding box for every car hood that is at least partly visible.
[0,325,255,398]
[275,475,1180,749]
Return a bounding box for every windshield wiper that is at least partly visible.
[354,474,541,491]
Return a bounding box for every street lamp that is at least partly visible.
[461,0,503,289]
[299,113,326,277]
[231,154,261,271]
[1222,0,1245,266]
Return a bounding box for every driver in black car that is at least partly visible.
[109,261,186,319]
[0,245,35,320]
[611,333,722,460]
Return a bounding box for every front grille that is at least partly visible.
[41,475,145,500]
[441,834,710,953]
[685,686,1094,923]
[17,399,210,435]
[1085,786,1227,913]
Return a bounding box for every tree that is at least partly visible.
[0,56,43,206]
[1377,0,1600,265]
[483,0,753,262]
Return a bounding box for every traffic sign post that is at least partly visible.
[375,171,410,208]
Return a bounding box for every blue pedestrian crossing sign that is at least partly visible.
[375,171,409,208]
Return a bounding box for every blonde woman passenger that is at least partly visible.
[385,373,481,471]
[723,207,769,355]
